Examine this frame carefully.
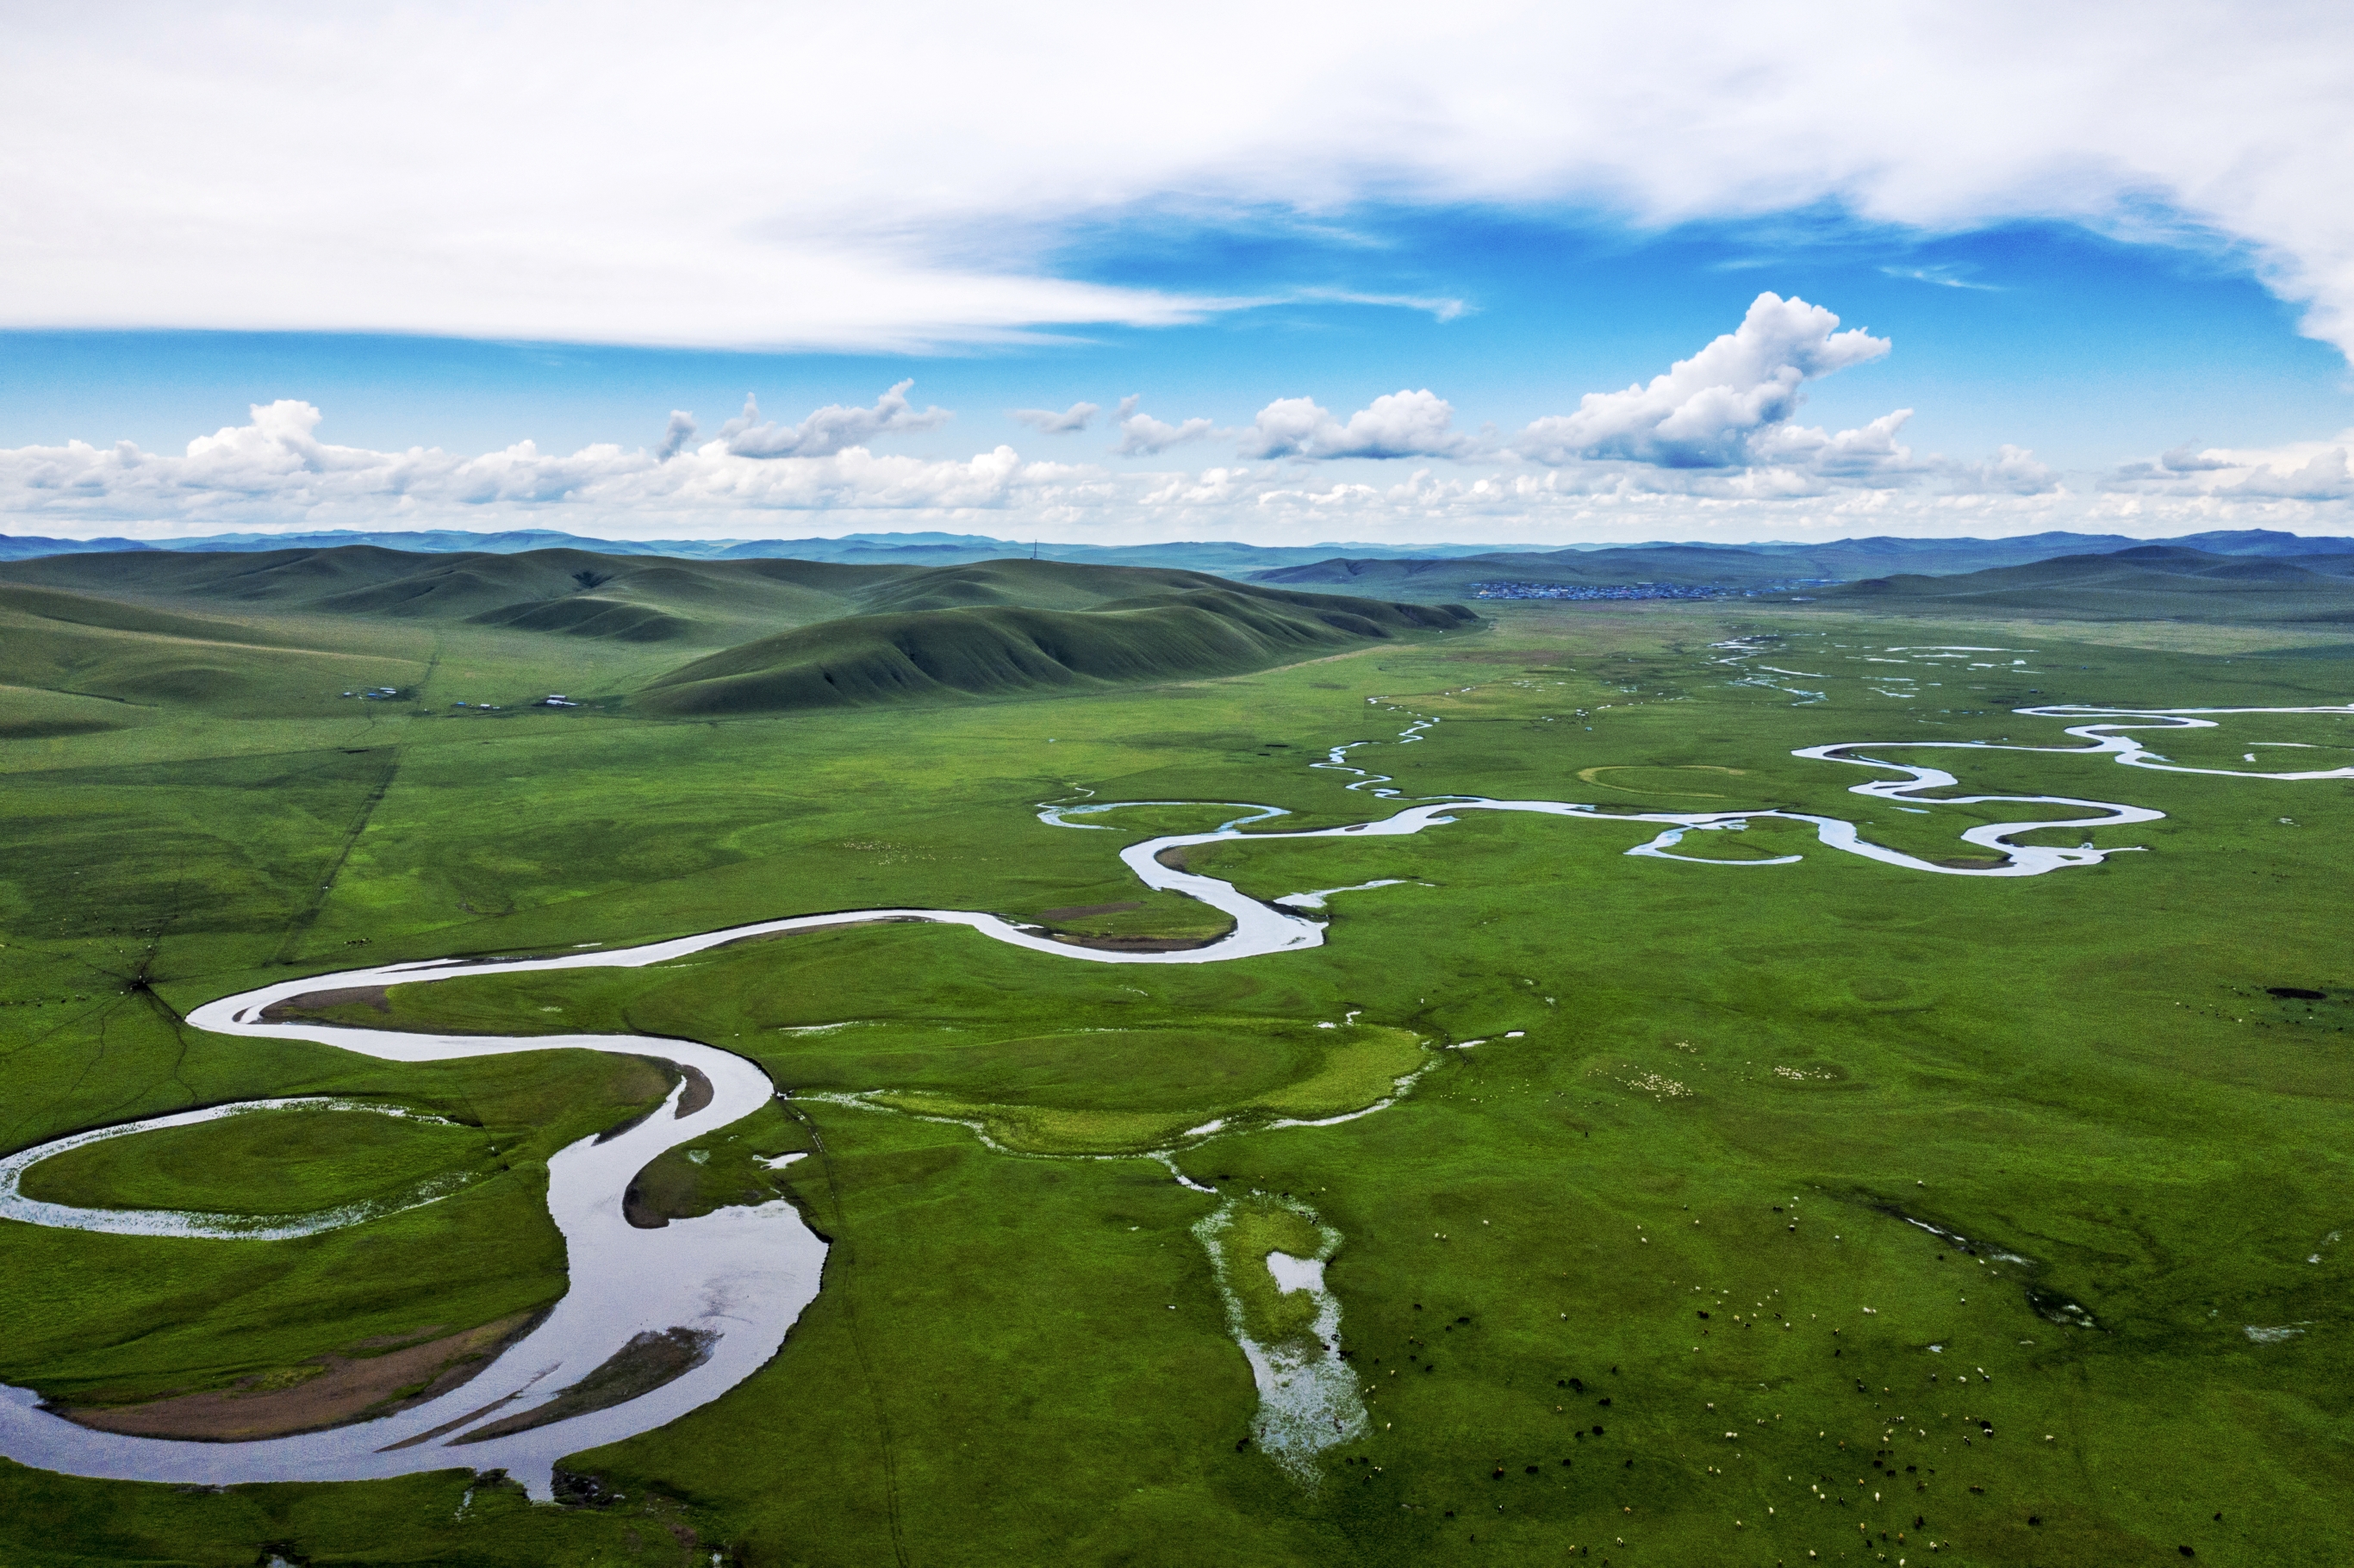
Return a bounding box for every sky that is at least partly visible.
[3,0,2352,547]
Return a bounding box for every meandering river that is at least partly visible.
[1,703,2345,1496]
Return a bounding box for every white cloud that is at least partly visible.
[7,401,2351,550]
[2159,443,2236,473]
[1242,389,1477,460]
[0,401,1051,529]
[1286,289,1472,322]
[5,3,2352,355]
[2232,446,2352,501]
[1753,410,1919,481]
[2103,432,2354,502]
[1114,399,1217,457]
[719,382,951,458]
[1515,293,1890,469]
[1944,444,2060,495]
[655,411,699,461]
[1009,401,1099,434]
[1879,264,1999,292]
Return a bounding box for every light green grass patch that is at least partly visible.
[862,1024,1427,1154]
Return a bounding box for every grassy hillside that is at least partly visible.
[0,582,417,731]
[1821,544,2354,621]
[0,547,1423,645]
[0,550,1479,730]
[0,546,914,647]
[638,583,1477,714]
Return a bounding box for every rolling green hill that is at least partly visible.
[638,584,1477,714]
[0,548,1413,647]
[0,548,1478,725]
[0,582,413,732]
[1818,544,2354,622]
[0,546,912,646]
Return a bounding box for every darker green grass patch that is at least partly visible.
[19,1103,495,1217]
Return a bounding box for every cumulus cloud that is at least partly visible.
[0,401,1059,529]
[1114,396,1217,457]
[9,401,2351,548]
[1515,293,1890,469]
[655,410,699,461]
[1946,445,2061,495]
[2233,446,2352,501]
[1009,401,1099,434]
[1241,389,1477,460]
[1751,410,1920,482]
[719,382,951,458]
[2159,442,2236,472]
[2102,432,2354,503]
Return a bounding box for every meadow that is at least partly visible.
[0,566,2349,1566]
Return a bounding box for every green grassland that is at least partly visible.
[0,560,2349,1565]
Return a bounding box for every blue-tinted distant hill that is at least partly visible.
[9,526,2352,591]
[0,533,162,561]
[1245,529,2354,599]
[0,528,1521,572]
[1815,544,2354,622]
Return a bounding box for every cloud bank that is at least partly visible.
[8,308,2349,544]
[3,2,2352,355]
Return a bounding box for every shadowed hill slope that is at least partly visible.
[0,546,912,644]
[0,548,1420,649]
[1818,544,2354,622]
[0,582,416,729]
[638,586,1478,715]
[0,549,1478,723]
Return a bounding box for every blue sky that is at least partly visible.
[6,215,2344,467]
[3,2,2351,544]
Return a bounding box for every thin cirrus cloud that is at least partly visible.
[3,3,2351,355]
[1879,264,2001,291]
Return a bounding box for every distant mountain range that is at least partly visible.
[1813,543,2354,624]
[8,526,2348,588]
[0,528,1522,570]
[1246,530,2354,600]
